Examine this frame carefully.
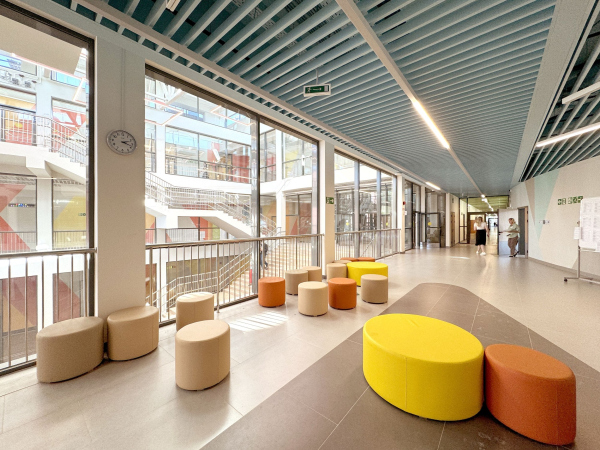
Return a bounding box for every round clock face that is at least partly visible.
[106,130,137,155]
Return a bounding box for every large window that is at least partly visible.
[335,153,355,232]
[0,3,94,369]
[283,133,314,179]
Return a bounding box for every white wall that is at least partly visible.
[510,156,600,277]
[94,39,146,320]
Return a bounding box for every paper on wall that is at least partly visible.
[574,227,581,240]
[579,197,600,250]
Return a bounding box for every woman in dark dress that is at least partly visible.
[474,216,489,255]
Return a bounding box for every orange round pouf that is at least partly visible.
[328,278,357,310]
[343,258,359,262]
[485,344,576,446]
[258,277,285,307]
[357,257,376,262]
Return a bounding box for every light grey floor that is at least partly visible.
[0,244,599,449]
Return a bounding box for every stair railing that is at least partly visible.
[0,106,87,165]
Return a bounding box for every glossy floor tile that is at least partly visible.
[206,282,598,450]
[1,245,598,449]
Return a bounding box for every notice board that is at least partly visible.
[579,197,600,250]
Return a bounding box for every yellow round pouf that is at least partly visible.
[363,314,483,421]
[346,262,388,286]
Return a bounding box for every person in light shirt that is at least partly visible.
[474,216,489,256]
[504,218,520,257]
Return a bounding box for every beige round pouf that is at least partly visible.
[36,317,104,383]
[302,266,322,282]
[285,269,309,295]
[107,306,159,361]
[176,292,214,331]
[175,320,230,391]
[327,263,346,280]
[298,281,329,316]
[361,274,388,304]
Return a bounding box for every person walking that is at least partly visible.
[474,216,489,255]
[505,218,520,257]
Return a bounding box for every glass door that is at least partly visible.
[412,212,422,248]
[426,213,441,247]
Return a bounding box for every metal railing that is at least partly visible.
[335,229,402,260]
[0,231,36,254]
[145,172,277,235]
[146,233,323,323]
[0,106,87,165]
[0,248,95,373]
[53,230,87,249]
[166,156,252,183]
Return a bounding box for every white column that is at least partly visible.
[95,39,146,320]
[275,130,285,233]
[397,174,405,253]
[36,178,53,251]
[445,193,451,248]
[320,140,335,271]
[155,124,166,175]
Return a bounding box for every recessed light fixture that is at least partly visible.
[411,100,450,149]
[426,182,440,190]
[481,194,486,198]
[536,122,600,147]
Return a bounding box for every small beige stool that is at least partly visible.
[175,320,230,390]
[298,281,328,316]
[285,269,309,294]
[36,317,104,383]
[361,274,388,304]
[176,292,214,330]
[107,306,159,361]
[302,266,322,282]
[327,263,346,280]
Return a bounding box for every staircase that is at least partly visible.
[0,105,87,166]
[145,172,277,237]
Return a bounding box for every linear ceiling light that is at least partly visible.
[426,182,440,190]
[535,121,600,147]
[561,80,600,105]
[411,101,450,149]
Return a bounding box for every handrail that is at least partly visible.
[335,228,401,235]
[145,171,278,235]
[146,233,324,249]
[0,247,96,259]
[0,105,87,165]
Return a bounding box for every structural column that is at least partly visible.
[95,38,146,320]
[319,140,335,272]
[36,178,53,251]
[397,174,405,253]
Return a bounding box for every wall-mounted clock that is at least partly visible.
[106,130,137,155]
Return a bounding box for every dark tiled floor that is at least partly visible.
[204,283,599,449]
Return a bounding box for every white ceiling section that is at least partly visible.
[0,14,82,74]
[14,0,599,195]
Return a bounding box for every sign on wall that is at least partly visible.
[326,197,334,205]
[558,196,583,205]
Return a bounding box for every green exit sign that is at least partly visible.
[326,197,334,205]
[304,84,331,97]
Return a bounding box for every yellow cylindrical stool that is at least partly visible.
[175,320,230,391]
[326,263,346,280]
[363,314,483,421]
[285,269,308,294]
[347,262,388,286]
[360,274,388,304]
[298,281,328,316]
[176,292,214,331]
[302,266,322,282]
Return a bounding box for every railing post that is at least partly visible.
[216,244,220,313]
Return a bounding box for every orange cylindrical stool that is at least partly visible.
[485,344,576,446]
[328,278,357,310]
[258,277,285,307]
[343,258,359,262]
[357,257,376,262]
